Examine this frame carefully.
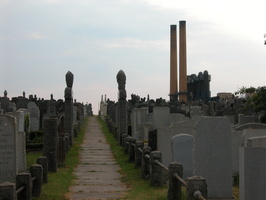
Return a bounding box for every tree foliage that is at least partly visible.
[237,86,266,113]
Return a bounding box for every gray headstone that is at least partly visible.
[231,130,243,175]
[243,129,266,147]
[0,114,18,184]
[171,134,193,179]
[247,136,266,147]
[28,102,40,131]
[240,147,266,200]
[152,106,170,129]
[131,107,148,139]
[194,117,232,198]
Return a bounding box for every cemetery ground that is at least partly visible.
[26,116,240,200]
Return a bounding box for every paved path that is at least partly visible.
[66,116,129,200]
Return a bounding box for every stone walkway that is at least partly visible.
[66,116,129,200]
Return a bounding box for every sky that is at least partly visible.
[1,0,266,114]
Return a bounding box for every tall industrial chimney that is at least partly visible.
[179,20,188,103]
[170,25,178,102]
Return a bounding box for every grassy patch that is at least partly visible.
[26,117,89,200]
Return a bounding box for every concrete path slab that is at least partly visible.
[66,116,129,200]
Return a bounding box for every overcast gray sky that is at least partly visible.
[1,0,266,114]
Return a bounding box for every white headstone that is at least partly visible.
[171,134,194,179]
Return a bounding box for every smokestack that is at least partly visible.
[179,20,187,103]
[170,24,178,102]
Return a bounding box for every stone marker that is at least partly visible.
[194,117,232,198]
[240,147,266,200]
[27,101,40,131]
[0,114,18,184]
[171,134,193,179]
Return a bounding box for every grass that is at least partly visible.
[26,117,89,200]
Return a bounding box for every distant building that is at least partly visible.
[187,70,211,101]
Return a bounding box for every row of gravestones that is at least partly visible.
[127,105,266,200]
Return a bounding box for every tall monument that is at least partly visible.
[179,20,188,103]
[169,25,178,102]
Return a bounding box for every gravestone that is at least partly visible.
[131,107,149,139]
[238,114,257,125]
[242,129,266,147]
[171,134,193,179]
[116,70,128,145]
[157,119,196,167]
[231,130,243,175]
[27,101,40,131]
[43,117,58,172]
[240,147,266,200]
[148,129,157,151]
[8,111,27,173]
[247,136,266,147]
[138,122,153,141]
[194,117,232,198]
[233,122,266,131]
[64,71,74,145]
[152,106,170,129]
[0,114,18,184]
[0,90,10,112]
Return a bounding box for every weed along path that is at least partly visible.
[66,116,129,200]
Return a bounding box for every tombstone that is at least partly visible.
[116,70,128,145]
[138,122,153,141]
[238,114,257,125]
[239,147,266,200]
[8,111,27,173]
[47,94,56,117]
[43,117,58,172]
[247,136,266,147]
[157,119,196,167]
[194,117,232,198]
[9,102,16,112]
[233,122,266,131]
[152,106,170,129]
[1,90,10,112]
[27,101,40,131]
[231,130,243,175]
[242,129,266,147]
[64,71,74,145]
[148,129,157,151]
[0,114,18,184]
[131,107,149,139]
[170,113,187,124]
[171,134,193,179]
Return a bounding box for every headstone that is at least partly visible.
[0,114,18,184]
[64,71,74,145]
[157,119,196,167]
[233,122,266,131]
[138,122,153,141]
[152,106,170,129]
[8,111,27,172]
[131,107,149,139]
[240,147,266,200]
[247,136,266,147]
[116,70,128,145]
[171,134,193,179]
[148,129,157,151]
[242,129,266,147]
[194,117,232,198]
[0,90,10,112]
[231,130,243,175]
[43,117,58,172]
[27,101,40,131]
[238,114,257,125]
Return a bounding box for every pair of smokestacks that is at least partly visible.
[170,21,187,103]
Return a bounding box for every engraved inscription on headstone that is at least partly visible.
[0,115,17,184]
